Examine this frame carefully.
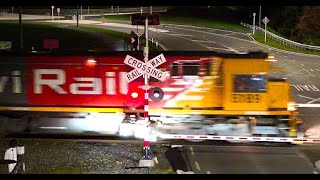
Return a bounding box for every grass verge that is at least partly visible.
[105,14,320,56]
[253,33,320,56]
[71,24,163,51]
[0,21,108,51]
[104,14,248,33]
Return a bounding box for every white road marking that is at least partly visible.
[294,85,319,92]
[310,69,314,72]
[190,146,195,155]
[192,40,218,43]
[286,70,304,76]
[195,161,201,171]
[293,85,302,91]
[98,23,169,32]
[307,97,320,104]
[301,64,305,66]
[170,33,193,37]
[39,126,68,130]
[297,104,320,108]
[209,47,234,51]
[298,94,316,100]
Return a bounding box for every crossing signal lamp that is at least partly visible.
[149,87,164,102]
[126,82,144,109]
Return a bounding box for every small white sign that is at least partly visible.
[51,6,55,9]
[0,41,12,50]
[262,16,269,24]
[124,53,167,82]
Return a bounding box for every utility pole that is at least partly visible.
[259,6,262,28]
[117,6,119,15]
[18,6,23,50]
[150,6,152,14]
[87,6,89,14]
[76,5,79,28]
[80,6,82,20]
[142,16,153,162]
[253,13,256,35]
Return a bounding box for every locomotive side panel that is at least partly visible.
[0,56,28,106]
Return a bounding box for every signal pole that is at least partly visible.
[138,16,154,168]
[259,6,262,28]
[143,17,151,160]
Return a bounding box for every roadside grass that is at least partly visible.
[104,14,248,33]
[104,14,320,56]
[149,145,176,174]
[0,21,107,51]
[253,33,320,56]
[69,24,163,51]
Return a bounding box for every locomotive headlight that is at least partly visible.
[287,101,297,111]
[266,55,277,62]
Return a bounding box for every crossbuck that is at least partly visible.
[124,53,167,82]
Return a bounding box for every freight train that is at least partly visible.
[0,51,300,138]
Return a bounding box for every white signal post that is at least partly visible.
[143,17,150,161]
[262,16,270,42]
[252,13,256,35]
[124,14,165,167]
[51,6,55,21]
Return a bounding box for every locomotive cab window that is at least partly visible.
[205,62,211,76]
[183,63,199,76]
[171,63,179,77]
[234,75,267,93]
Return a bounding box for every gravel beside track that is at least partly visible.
[0,138,172,174]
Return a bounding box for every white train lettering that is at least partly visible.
[0,71,22,94]
[33,69,128,95]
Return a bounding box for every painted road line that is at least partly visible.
[307,97,320,104]
[195,161,201,171]
[192,40,217,43]
[207,171,211,174]
[310,69,314,72]
[301,64,305,66]
[39,126,68,130]
[190,146,195,155]
[297,104,320,108]
[297,94,315,100]
[209,47,234,51]
[170,33,193,37]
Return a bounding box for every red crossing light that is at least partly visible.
[125,81,144,109]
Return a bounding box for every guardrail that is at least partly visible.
[241,22,320,53]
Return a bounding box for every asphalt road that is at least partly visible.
[171,144,319,174]
[160,24,320,135]
[82,20,320,135]
[83,21,320,174]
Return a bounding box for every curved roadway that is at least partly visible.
[84,20,320,136]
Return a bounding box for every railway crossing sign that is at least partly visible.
[124,53,167,82]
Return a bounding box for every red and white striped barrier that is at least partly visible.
[158,134,320,143]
